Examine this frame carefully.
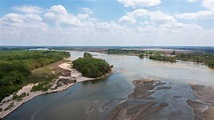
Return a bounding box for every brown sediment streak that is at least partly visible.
[187,84,214,120]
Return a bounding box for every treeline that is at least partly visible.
[149,55,176,62]
[106,49,142,54]
[73,53,112,78]
[139,51,163,58]
[0,50,70,101]
[176,53,214,68]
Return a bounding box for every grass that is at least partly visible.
[12,92,29,101]
[31,75,56,92]
[25,60,70,92]
[4,102,14,111]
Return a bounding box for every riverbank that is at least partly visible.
[0,61,108,119]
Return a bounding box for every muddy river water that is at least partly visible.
[4,51,214,120]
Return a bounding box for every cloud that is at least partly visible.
[175,10,214,20]
[47,5,67,15]
[77,14,89,20]
[0,4,213,46]
[44,5,82,26]
[95,21,125,33]
[202,0,214,10]
[118,0,161,7]
[119,16,136,24]
[119,9,177,25]
[79,7,94,14]
[0,13,47,42]
[187,0,198,2]
[1,13,43,25]
[174,0,214,21]
[13,5,42,14]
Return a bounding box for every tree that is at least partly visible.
[83,52,92,58]
[171,50,176,55]
[73,56,111,78]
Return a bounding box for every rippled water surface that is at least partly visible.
[4,51,214,120]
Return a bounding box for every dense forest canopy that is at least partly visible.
[0,50,70,101]
[73,53,112,78]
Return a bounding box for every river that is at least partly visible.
[4,51,214,120]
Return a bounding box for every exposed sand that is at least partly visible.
[0,62,107,119]
[187,84,214,120]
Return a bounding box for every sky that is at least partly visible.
[0,0,213,46]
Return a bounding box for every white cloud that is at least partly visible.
[1,13,42,24]
[187,0,198,2]
[13,5,42,14]
[119,16,136,24]
[77,14,89,20]
[95,21,124,33]
[118,0,161,7]
[79,7,94,14]
[175,10,214,19]
[44,5,82,26]
[119,9,177,25]
[0,13,47,35]
[202,0,214,10]
[0,4,213,46]
[48,5,67,15]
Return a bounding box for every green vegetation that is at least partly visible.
[30,74,56,92]
[176,53,214,68]
[139,53,144,58]
[83,52,92,58]
[49,47,74,51]
[107,49,162,57]
[73,53,112,78]
[4,102,14,111]
[171,50,176,55]
[149,55,176,62]
[142,50,162,55]
[0,50,70,101]
[106,49,142,54]
[12,92,29,101]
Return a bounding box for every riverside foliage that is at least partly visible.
[176,53,214,68]
[72,53,112,78]
[0,50,70,101]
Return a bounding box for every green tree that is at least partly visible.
[171,50,176,55]
[83,52,92,58]
[73,56,111,78]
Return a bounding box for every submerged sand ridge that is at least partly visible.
[108,79,214,120]
[108,80,170,120]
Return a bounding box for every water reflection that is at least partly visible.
[82,78,108,85]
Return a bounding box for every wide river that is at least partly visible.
[4,51,214,120]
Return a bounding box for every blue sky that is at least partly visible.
[0,0,213,46]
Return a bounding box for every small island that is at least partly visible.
[73,52,112,78]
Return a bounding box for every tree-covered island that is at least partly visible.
[72,52,112,78]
